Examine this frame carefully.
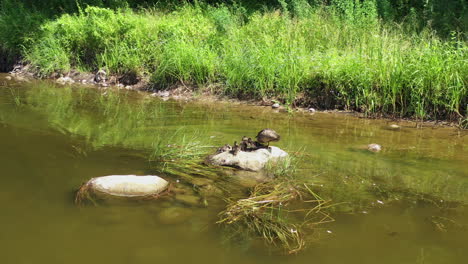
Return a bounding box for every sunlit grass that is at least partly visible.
[18,3,466,122]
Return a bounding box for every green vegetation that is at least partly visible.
[1,1,467,121]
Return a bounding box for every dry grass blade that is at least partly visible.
[74,181,94,206]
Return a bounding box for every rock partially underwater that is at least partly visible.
[76,175,169,203]
[367,143,382,153]
[208,146,288,171]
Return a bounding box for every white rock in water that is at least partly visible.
[89,175,168,197]
[272,103,280,109]
[208,146,288,171]
[367,143,382,153]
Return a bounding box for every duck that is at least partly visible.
[256,128,280,147]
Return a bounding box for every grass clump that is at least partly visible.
[218,154,334,254]
[219,181,334,254]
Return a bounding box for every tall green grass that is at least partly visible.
[14,2,468,121]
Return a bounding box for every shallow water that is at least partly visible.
[1,74,467,264]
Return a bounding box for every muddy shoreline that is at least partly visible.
[2,65,463,129]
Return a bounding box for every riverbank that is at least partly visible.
[3,67,464,129]
[1,2,467,125]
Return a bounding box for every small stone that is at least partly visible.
[159,91,170,97]
[56,76,74,85]
[272,103,280,109]
[94,69,107,83]
[389,124,400,129]
[308,107,316,113]
[5,76,12,80]
[101,83,109,87]
[125,85,132,90]
[151,93,158,97]
[367,143,382,153]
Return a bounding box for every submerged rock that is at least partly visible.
[175,194,201,207]
[198,184,223,197]
[207,146,288,171]
[272,103,280,109]
[228,170,270,187]
[158,207,193,225]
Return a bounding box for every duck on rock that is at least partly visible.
[256,129,280,147]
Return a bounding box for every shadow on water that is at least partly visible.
[0,75,467,263]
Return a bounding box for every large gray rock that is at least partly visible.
[208,146,288,171]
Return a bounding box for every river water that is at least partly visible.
[1,74,467,264]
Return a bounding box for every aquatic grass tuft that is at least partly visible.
[218,181,334,254]
[264,153,298,179]
[8,87,22,107]
[218,182,304,254]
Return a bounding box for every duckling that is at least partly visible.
[217,144,232,153]
[247,138,255,150]
[231,141,240,155]
[256,128,280,147]
[240,137,249,151]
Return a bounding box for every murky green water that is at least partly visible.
[1,74,467,264]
